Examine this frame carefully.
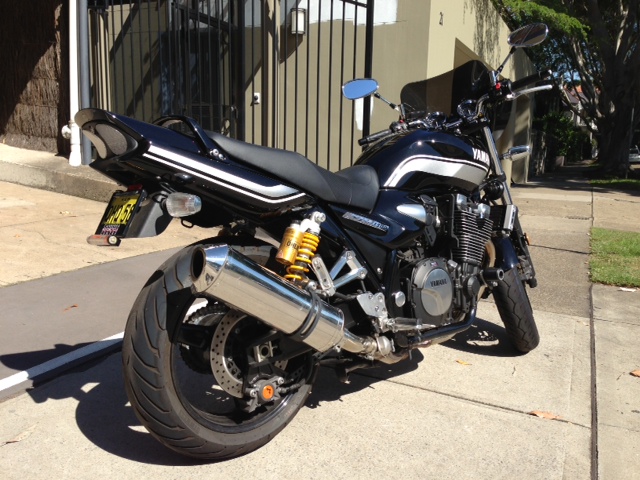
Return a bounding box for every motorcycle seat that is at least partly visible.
[208,132,379,211]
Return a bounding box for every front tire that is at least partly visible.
[122,241,316,460]
[492,267,540,353]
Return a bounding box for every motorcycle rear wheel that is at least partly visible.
[492,267,540,353]
[122,241,316,460]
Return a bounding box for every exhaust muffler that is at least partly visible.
[191,244,358,353]
[190,245,473,361]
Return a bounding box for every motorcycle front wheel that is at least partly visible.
[122,241,316,460]
[492,267,540,353]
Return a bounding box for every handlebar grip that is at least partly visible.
[358,128,393,146]
[511,70,552,91]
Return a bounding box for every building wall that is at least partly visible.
[241,0,371,171]
[271,4,370,171]
[364,0,536,181]
[0,1,68,153]
[368,0,534,134]
[89,3,165,122]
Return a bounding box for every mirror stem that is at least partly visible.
[496,46,516,78]
[374,92,404,118]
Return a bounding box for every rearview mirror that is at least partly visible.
[508,23,548,48]
[342,79,379,100]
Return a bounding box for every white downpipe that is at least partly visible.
[67,0,81,166]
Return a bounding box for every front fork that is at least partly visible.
[482,126,537,288]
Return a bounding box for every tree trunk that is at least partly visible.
[598,102,634,175]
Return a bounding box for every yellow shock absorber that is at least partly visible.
[277,213,325,283]
[285,231,319,282]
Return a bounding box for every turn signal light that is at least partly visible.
[165,193,202,218]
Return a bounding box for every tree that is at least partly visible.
[492,0,640,173]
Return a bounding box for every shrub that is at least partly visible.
[539,111,588,163]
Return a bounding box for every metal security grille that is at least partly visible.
[267,0,374,170]
[88,0,239,136]
[87,0,373,169]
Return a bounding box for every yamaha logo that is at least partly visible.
[473,148,490,166]
[430,278,449,287]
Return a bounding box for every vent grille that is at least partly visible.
[452,210,493,266]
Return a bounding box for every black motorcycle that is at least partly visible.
[77,23,551,460]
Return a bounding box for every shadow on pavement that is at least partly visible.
[306,351,424,408]
[22,350,424,465]
[26,353,198,466]
[518,163,640,198]
[10,287,539,466]
[1,343,94,373]
[441,317,524,357]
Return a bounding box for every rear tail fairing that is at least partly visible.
[355,129,490,192]
[75,109,313,225]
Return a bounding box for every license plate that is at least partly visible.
[95,190,144,238]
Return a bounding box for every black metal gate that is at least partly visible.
[88,1,240,135]
[88,0,373,169]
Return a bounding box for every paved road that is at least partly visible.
[0,250,180,395]
[0,176,639,479]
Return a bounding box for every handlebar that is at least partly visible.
[357,69,553,147]
[358,128,394,146]
[510,69,552,91]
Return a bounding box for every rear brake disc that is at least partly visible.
[210,310,287,398]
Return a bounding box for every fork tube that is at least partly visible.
[482,125,513,206]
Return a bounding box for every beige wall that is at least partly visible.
[242,4,370,171]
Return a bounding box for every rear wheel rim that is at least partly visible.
[170,298,312,433]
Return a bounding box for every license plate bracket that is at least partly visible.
[95,190,146,238]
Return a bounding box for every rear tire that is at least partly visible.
[492,268,540,353]
[122,241,316,460]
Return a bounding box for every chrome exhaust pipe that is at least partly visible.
[191,244,356,353]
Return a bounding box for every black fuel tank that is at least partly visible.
[355,129,490,191]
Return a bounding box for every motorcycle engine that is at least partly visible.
[406,193,493,327]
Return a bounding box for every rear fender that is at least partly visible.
[125,190,173,238]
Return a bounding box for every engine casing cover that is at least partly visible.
[411,258,454,325]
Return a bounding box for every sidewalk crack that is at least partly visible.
[589,186,599,480]
[354,371,591,430]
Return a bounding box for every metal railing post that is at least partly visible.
[362,0,374,138]
[66,0,82,166]
[78,0,92,164]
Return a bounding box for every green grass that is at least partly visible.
[590,178,640,192]
[590,228,640,287]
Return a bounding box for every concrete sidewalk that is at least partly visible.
[0,180,212,286]
[0,143,116,203]
[1,147,640,479]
